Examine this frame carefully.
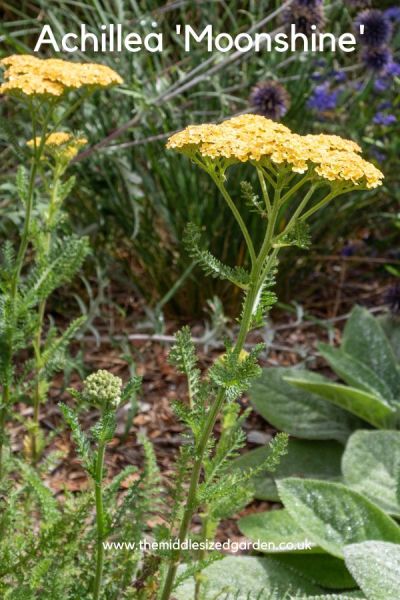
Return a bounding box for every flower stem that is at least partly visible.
[31,166,61,463]
[159,172,283,600]
[0,108,51,476]
[93,441,106,600]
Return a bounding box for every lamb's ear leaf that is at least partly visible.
[285,370,395,429]
[250,367,362,443]
[342,305,400,398]
[270,554,357,590]
[277,478,400,559]
[342,430,400,517]
[231,438,343,501]
[302,594,365,599]
[318,342,394,404]
[344,541,400,600]
[174,555,322,599]
[238,508,322,553]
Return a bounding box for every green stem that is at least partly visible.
[93,441,106,600]
[211,173,257,266]
[0,109,51,476]
[31,166,61,463]
[159,172,283,600]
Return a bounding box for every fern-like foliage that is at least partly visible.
[184,223,250,289]
[241,181,266,217]
[209,342,264,402]
[169,326,201,407]
[275,219,311,249]
[23,235,90,307]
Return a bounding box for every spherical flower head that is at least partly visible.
[166,114,383,190]
[249,81,290,121]
[355,10,392,47]
[83,370,122,409]
[0,55,123,98]
[362,46,392,73]
[282,1,325,36]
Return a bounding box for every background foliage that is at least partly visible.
[0,0,399,317]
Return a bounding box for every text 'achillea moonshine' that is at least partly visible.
[0,54,123,96]
[167,114,383,189]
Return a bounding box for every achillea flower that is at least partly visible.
[27,132,87,160]
[283,1,325,36]
[362,46,392,73]
[167,114,383,189]
[355,10,392,47]
[249,81,290,121]
[0,55,123,97]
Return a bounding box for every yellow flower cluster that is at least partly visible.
[167,114,383,189]
[27,132,87,161]
[0,55,123,97]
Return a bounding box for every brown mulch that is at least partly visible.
[8,253,396,547]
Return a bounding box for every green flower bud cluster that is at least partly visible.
[83,369,122,409]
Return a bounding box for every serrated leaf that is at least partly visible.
[231,439,343,501]
[344,541,400,600]
[250,368,361,443]
[238,509,321,553]
[342,430,400,516]
[16,165,28,205]
[184,222,250,288]
[277,478,400,558]
[285,371,395,429]
[169,326,201,407]
[342,306,400,398]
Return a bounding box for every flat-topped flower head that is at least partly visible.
[0,55,123,97]
[167,114,384,189]
[27,132,87,161]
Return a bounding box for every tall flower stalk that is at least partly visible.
[0,55,122,474]
[160,114,383,599]
[0,106,53,475]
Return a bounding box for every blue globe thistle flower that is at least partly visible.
[355,10,392,47]
[282,1,325,36]
[249,80,290,120]
[307,83,339,112]
[362,46,392,73]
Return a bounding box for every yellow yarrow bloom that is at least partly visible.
[27,132,87,161]
[167,114,383,190]
[0,55,123,97]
